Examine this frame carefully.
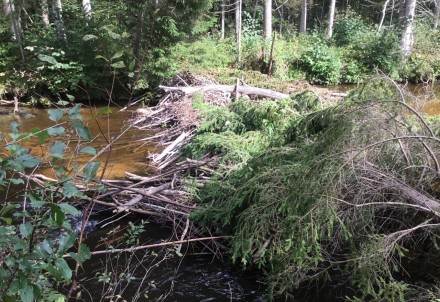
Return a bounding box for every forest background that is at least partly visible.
[1,0,439,104]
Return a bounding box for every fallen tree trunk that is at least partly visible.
[159,84,289,100]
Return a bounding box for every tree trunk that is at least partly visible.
[263,0,272,40]
[159,84,289,100]
[300,0,307,33]
[377,0,391,31]
[221,0,225,39]
[236,0,242,63]
[54,0,67,45]
[2,0,19,40]
[2,0,25,61]
[133,4,146,58]
[40,0,50,26]
[252,0,259,19]
[327,0,336,38]
[400,0,417,58]
[434,0,440,29]
[397,0,407,29]
[81,0,92,18]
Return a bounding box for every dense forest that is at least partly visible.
[0,0,439,103]
[1,1,440,302]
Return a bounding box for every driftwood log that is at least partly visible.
[159,84,290,100]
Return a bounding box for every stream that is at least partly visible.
[0,105,267,301]
[1,83,439,301]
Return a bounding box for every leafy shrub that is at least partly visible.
[296,38,342,84]
[170,37,235,72]
[0,106,100,301]
[401,23,440,82]
[333,10,370,47]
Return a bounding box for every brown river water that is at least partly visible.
[0,106,159,179]
[1,83,439,301]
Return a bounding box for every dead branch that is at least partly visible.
[82,236,230,256]
[159,84,289,100]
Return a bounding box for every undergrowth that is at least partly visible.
[189,78,440,301]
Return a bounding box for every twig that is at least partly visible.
[64,236,230,256]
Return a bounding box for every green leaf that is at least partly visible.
[99,107,112,116]
[43,263,64,281]
[95,55,107,61]
[58,233,77,253]
[111,51,124,61]
[31,128,50,144]
[66,94,75,102]
[62,182,81,198]
[19,281,34,302]
[109,31,121,39]
[1,217,12,224]
[38,54,58,65]
[55,258,72,280]
[47,126,65,136]
[28,194,46,208]
[48,109,64,122]
[59,203,81,216]
[129,59,136,71]
[10,121,20,132]
[19,223,33,238]
[71,121,91,141]
[56,100,69,106]
[42,240,54,255]
[69,104,82,121]
[83,34,98,41]
[10,178,24,185]
[16,154,40,169]
[50,141,66,159]
[0,204,17,217]
[50,205,65,226]
[83,161,101,182]
[80,146,96,155]
[77,243,91,263]
[110,61,125,69]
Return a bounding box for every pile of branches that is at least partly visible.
[93,73,229,223]
[191,77,440,301]
[88,72,297,224]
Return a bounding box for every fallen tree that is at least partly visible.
[159,83,290,100]
[188,77,440,301]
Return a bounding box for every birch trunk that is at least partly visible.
[2,0,20,40]
[434,0,440,29]
[300,0,307,33]
[400,0,417,58]
[81,0,92,18]
[2,0,25,61]
[377,0,391,32]
[397,0,407,29]
[221,0,225,39]
[54,0,67,45]
[40,0,49,26]
[263,0,272,40]
[327,0,336,38]
[236,0,242,63]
